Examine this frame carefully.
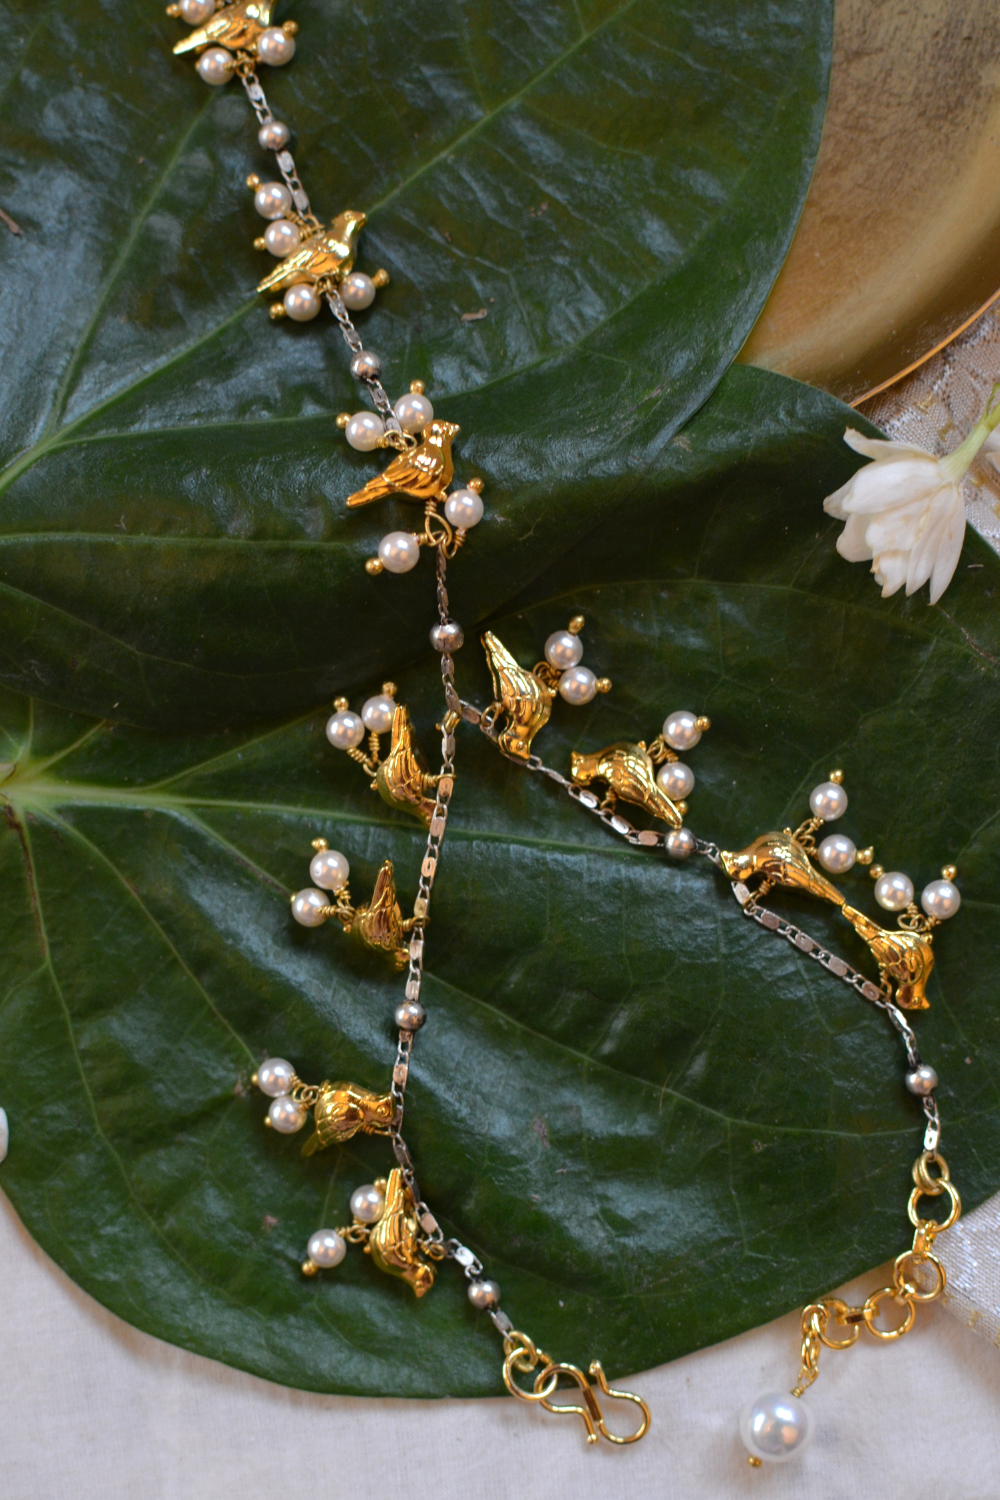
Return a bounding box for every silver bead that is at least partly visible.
[350,1184,386,1224]
[665,827,697,859]
[395,1000,426,1031]
[196,47,234,85]
[808,780,848,821]
[256,26,296,66]
[429,620,464,653]
[905,1064,938,1096]
[350,349,382,381]
[467,1278,501,1311]
[258,119,291,151]
[920,878,961,921]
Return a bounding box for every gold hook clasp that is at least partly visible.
[502,1332,650,1447]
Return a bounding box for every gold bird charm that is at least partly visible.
[346,420,460,508]
[840,905,935,1009]
[374,705,439,824]
[368,1168,437,1298]
[345,859,415,969]
[481,630,554,759]
[257,211,367,296]
[173,0,273,55]
[570,742,683,828]
[719,830,846,906]
[301,1082,395,1156]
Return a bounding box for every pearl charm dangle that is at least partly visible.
[350,1183,386,1224]
[305,1230,346,1271]
[809,777,848,821]
[395,390,434,434]
[905,1063,938,1095]
[255,1057,297,1098]
[817,832,856,873]
[268,1095,306,1133]
[290,888,331,927]
[558,665,598,705]
[360,691,396,733]
[258,119,291,151]
[309,847,349,892]
[326,705,365,749]
[178,0,214,22]
[283,284,321,321]
[196,47,234,85]
[662,711,705,752]
[544,630,584,671]
[921,877,961,920]
[256,25,296,66]
[656,761,695,800]
[740,1391,814,1464]
[341,272,377,311]
[874,871,914,911]
[345,411,385,451]
[443,488,484,529]
[378,532,421,574]
[254,181,293,219]
[263,219,301,257]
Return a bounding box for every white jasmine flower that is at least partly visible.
[823,386,1000,604]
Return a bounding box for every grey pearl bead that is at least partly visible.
[905,1064,938,1096]
[395,1000,426,1031]
[467,1278,501,1311]
[430,620,464,653]
[350,349,382,381]
[258,119,291,150]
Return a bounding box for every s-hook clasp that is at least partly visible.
[502,1331,651,1446]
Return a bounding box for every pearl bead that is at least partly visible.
[430,620,464,653]
[0,1108,7,1165]
[921,878,961,921]
[875,871,914,911]
[345,411,384,451]
[340,273,377,311]
[817,833,856,873]
[309,848,349,892]
[809,780,848,821]
[361,693,396,732]
[350,349,382,381]
[307,1229,346,1268]
[196,47,234,84]
[443,488,484,530]
[256,26,296,65]
[268,1095,306,1133]
[325,709,365,749]
[256,1057,296,1098]
[395,999,426,1030]
[254,181,293,220]
[656,761,695,800]
[283,284,321,321]
[263,219,301,258]
[258,119,291,151]
[394,392,434,433]
[665,827,697,859]
[662,711,701,751]
[291,888,330,927]
[179,0,215,22]
[379,532,421,573]
[544,630,584,670]
[350,1184,386,1224]
[906,1064,938,1096]
[467,1278,501,1311]
[740,1391,814,1463]
[558,665,597,705]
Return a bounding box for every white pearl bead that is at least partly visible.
[394,392,434,433]
[740,1391,814,1463]
[268,1095,305,1133]
[340,272,377,311]
[921,878,961,920]
[256,1057,296,1098]
[809,780,848,821]
[325,709,365,749]
[467,1278,501,1310]
[307,1229,346,1268]
[665,827,697,859]
[379,532,421,573]
[291,888,330,927]
[350,1184,386,1224]
[263,219,300,258]
[875,871,914,911]
[361,693,396,732]
[196,47,234,84]
[817,833,856,873]
[558,666,597,705]
[283,284,321,321]
[0,1107,7,1165]
[179,0,215,22]
[258,119,290,151]
[656,761,695,800]
[254,181,293,220]
[345,411,385,451]
[443,488,484,530]
[544,630,583,670]
[309,848,349,892]
[662,711,701,751]
[906,1064,938,1095]
[256,26,296,65]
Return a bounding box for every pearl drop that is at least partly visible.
[740,1391,814,1463]
[662,711,701,752]
[254,181,293,220]
[340,272,376,311]
[263,219,301,258]
[350,1184,386,1224]
[256,1057,296,1098]
[656,761,695,800]
[817,833,856,873]
[350,349,382,381]
[309,848,349,892]
[179,0,215,22]
[467,1278,501,1311]
[268,1095,306,1133]
[875,871,914,911]
[283,284,321,321]
[443,488,484,530]
[345,411,384,451]
[921,878,961,921]
[196,47,234,85]
[361,693,396,732]
[256,26,296,65]
[395,999,426,1031]
[665,827,697,859]
[430,621,464,653]
[906,1064,938,1096]
[558,665,597,705]
[394,392,434,433]
[544,630,584,670]
[379,532,421,573]
[291,888,330,927]
[809,780,848,821]
[307,1229,346,1268]
[258,119,290,151]
[326,709,365,749]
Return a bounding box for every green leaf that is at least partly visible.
[0,0,830,728]
[3,366,999,1397]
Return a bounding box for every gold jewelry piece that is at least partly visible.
[291,848,417,968]
[502,1330,650,1446]
[172,2,277,60]
[257,209,366,304]
[480,616,612,760]
[325,689,441,825]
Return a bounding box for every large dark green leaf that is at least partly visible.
[0,0,830,728]
[2,367,999,1397]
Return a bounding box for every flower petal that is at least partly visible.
[873,549,908,597]
[905,489,960,596]
[840,459,945,515]
[928,503,966,604]
[835,512,872,562]
[843,428,938,464]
